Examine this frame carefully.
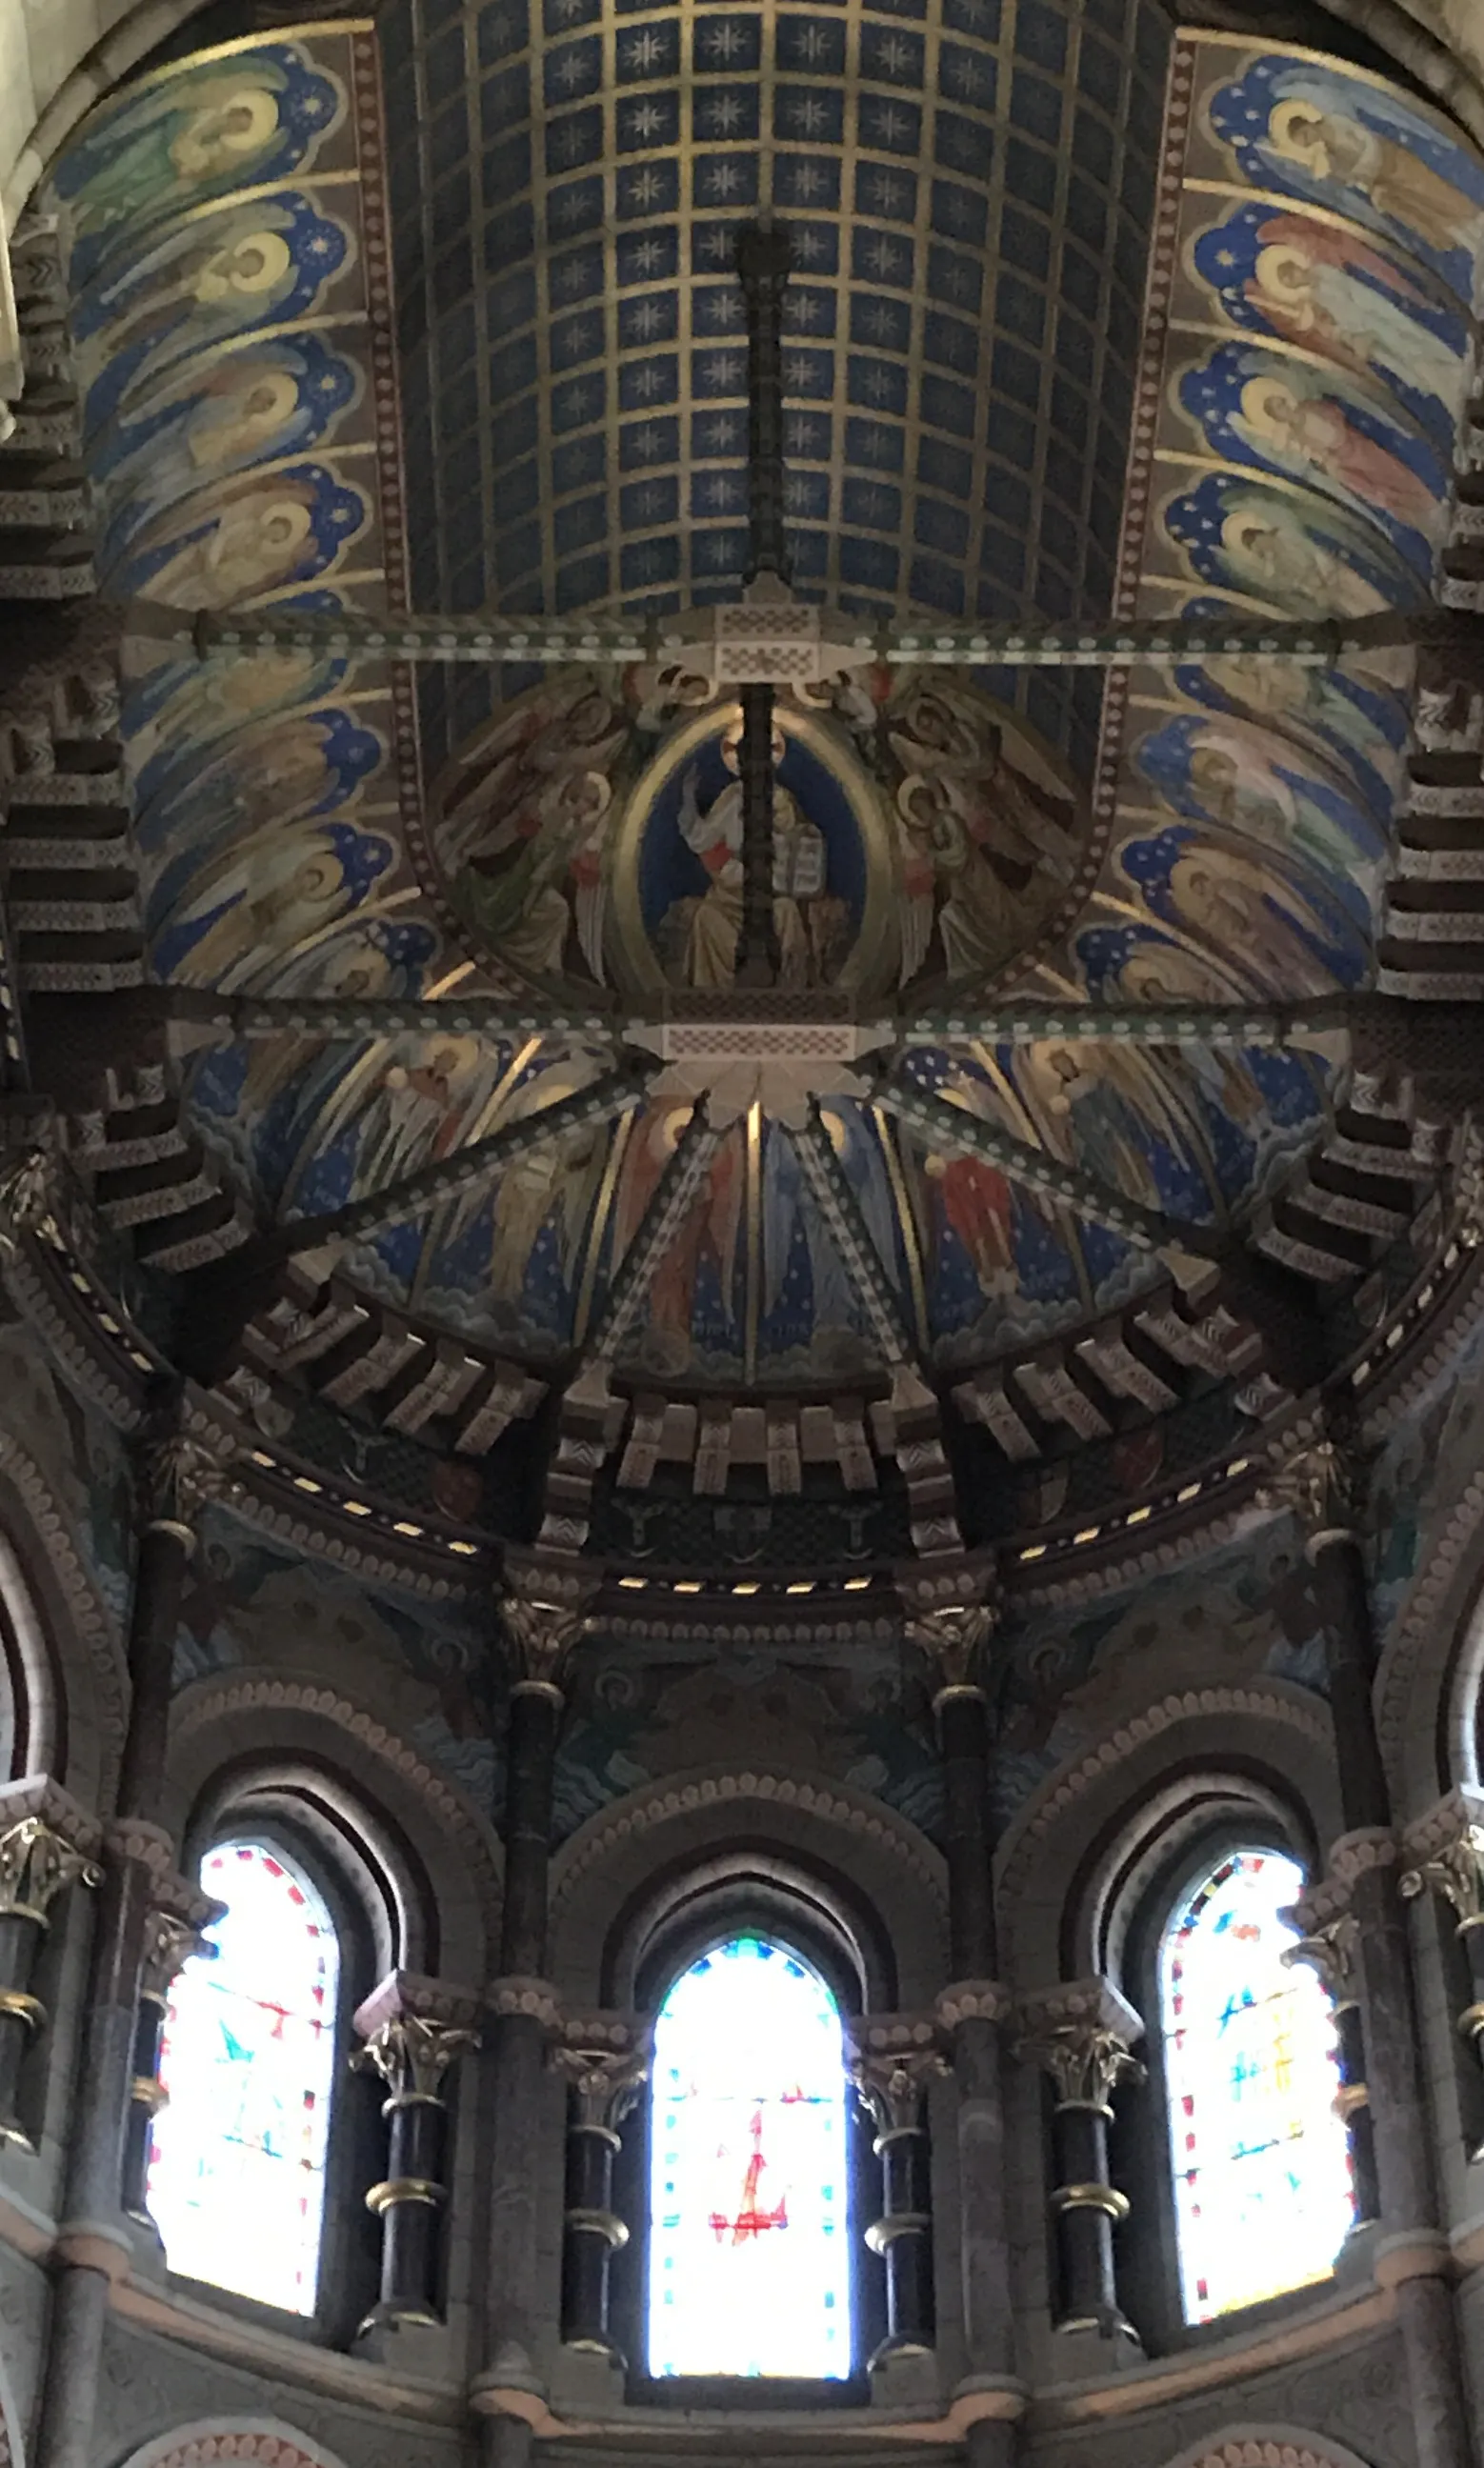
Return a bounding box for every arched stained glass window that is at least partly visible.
[147,1839,339,2313]
[1160,1848,1354,2323]
[648,1935,852,2378]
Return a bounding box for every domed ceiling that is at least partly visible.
[44,17,1484,1415]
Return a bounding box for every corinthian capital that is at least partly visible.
[0,1816,101,1924]
[136,1426,239,1536]
[1254,1434,1360,1541]
[904,1591,1000,1697]
[0,1144,56,1257]
[500,1590,590,1696]
[1283,1911,1361,2006]
[1402,1821,1484,1933]
[553,2015,652,2130]
[845,2016,949,2131]
[1015,1976,1145,2111]
[353,2012,479,2104]
[138,1907,217,2005]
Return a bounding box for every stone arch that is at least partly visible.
[1374,1472,1484,1817]
[113,2423,352,2468]
[993,1682,1337,1995]
[165,1670,500,1985]
[1157,2429,1375,2468]
[548,1764,949,2009]
[0,1435,123,1808]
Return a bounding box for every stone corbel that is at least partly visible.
[489,1976,565,2034]
[0,1777,103,2149]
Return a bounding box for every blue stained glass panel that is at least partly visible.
[647,1935,852,2377]
[147,1840,339,2313]
[1160,1849,1354,2323]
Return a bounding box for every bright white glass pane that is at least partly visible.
[147,1839,339,2313]
[1160,1848,1354,2323]
[648,1935,852,2378]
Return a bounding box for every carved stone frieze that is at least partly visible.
[934,1979,1012,2030]
[489,1975,563,2031]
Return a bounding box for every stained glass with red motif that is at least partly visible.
[648,1935,852,2377]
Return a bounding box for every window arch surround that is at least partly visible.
[1109,1808,1353,2352]
[610,1859,890,2398]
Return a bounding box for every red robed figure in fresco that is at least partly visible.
[710,2108,789,2244]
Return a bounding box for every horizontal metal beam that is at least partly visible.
[140,601,1467,672]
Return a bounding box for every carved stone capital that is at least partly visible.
[1401,1793,1484,1932]
[1282,1910,1361,2006]
[553,2014,652,2131]
[0,1143,57,1257]
[845,2014,950,2131]
[352,2012,479,2104]
[1015,1978,1145,2111]
[1254,1434,1361,1547]
[135,1425,240,1537]
[500,1587,591,1697]
[352,1967,481,2041]
[138,1906,217,2005]
[0,1815,101,1924]
[904,1592,1000,1699]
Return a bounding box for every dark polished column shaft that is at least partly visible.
[1282,1439,1472,2468]
[34,1429,205,2468]
[353,2011,476,2338]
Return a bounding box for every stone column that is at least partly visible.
[906,1584,1022,2458]
[351,1973,479,2350]
[1401,1794,1484,2132]
[0,1782,100,2148]
[1283,1906,1380,2226]
[552,2017,650,2360]
[119,1894,219,2231]
[1016,1981,1143,2361]
[847,2017,949,2366]
[34,1415,235,2468]
[473,1576,590,2460]
[1261,1435,1472,2468]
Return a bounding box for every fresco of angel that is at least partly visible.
[887,679,1079,989]
[1176,345,1446,569]
[1188,201,1472,447]
[1162,473,1415,616]
[435,675,629,985]
[150,817,393,990]
[1132,712,1387,923]
[52,45,346,289]
[118,461,368,607]
[1118,824,1370,994]
[1208,55,1484,306]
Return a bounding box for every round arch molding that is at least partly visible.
[113,2423,352,2468]
[548,1763,949,2009]
[1158,2429,1376,2468]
